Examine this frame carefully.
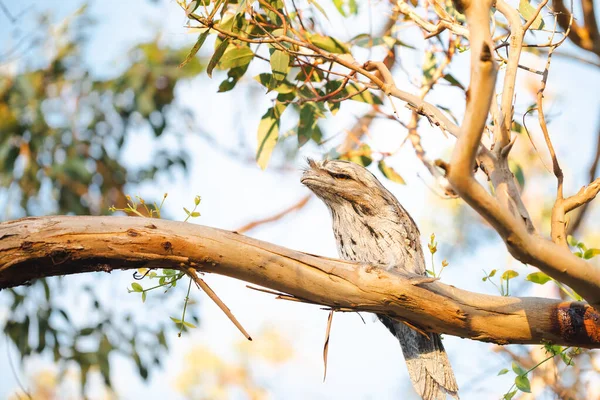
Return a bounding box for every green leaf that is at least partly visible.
[180,29,210,68]
[254,73,295,93]
[339,144,372,167]
[298,103,321,147]
[256,103,287,170]
[345,83,382,104]
[131,283,143,292]
[503,390,518,400]
[219,46,254,70]
[270,49,290,82]
[190,211,201,217]
[497,368,509,375]
[185,0,201,15]
[508,160,525,189]
[512,120,526,135]
[519,0,545,30]
[183,321,197,328]
[442,73,465,90]
[511,361,526,376]
[515,374,531,393]
[333,0,358,16]
[526,271,551,285]
[502,270,519,280]
[584,248,600,259]
[488,269,497,278]
[307,33,350,54]
[218,64,250,93]
[348,0,358,15]
[422,50,438,83]
[141,291,147,303]
[378,160,406,184]
[307,0,329,19]
[207,38,230,78]
[333,0,347,16]
[170,317,182,324]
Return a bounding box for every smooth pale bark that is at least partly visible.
[0,216,599,348]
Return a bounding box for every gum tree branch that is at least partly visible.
[447,0,600,309]
[1,215,599,348]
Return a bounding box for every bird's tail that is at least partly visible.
[380,316,459,400]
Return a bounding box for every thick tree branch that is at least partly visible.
[0,216,599,348]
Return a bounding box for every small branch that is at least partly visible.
[235,194,312,234]
[395,0,469,38]
[563,178,600,213]
[363,61,462,138]
[495,0,526,149]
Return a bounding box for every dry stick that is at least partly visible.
[185,267,253,340]
[322,310,334,382]
[235,194,312,234]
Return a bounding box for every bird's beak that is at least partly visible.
[301,158,324,187]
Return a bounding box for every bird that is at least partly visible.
[301,158,459,400]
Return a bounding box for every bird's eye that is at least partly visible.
[331,172,351,180]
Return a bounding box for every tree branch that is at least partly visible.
[0,216,599,348]
[563,178,600,213]
[447,1,600,309]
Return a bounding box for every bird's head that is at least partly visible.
[301,158,397,216]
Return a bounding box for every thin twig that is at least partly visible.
[323,310,334,382]
[185,268,252,340]
[236,195,312,234]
